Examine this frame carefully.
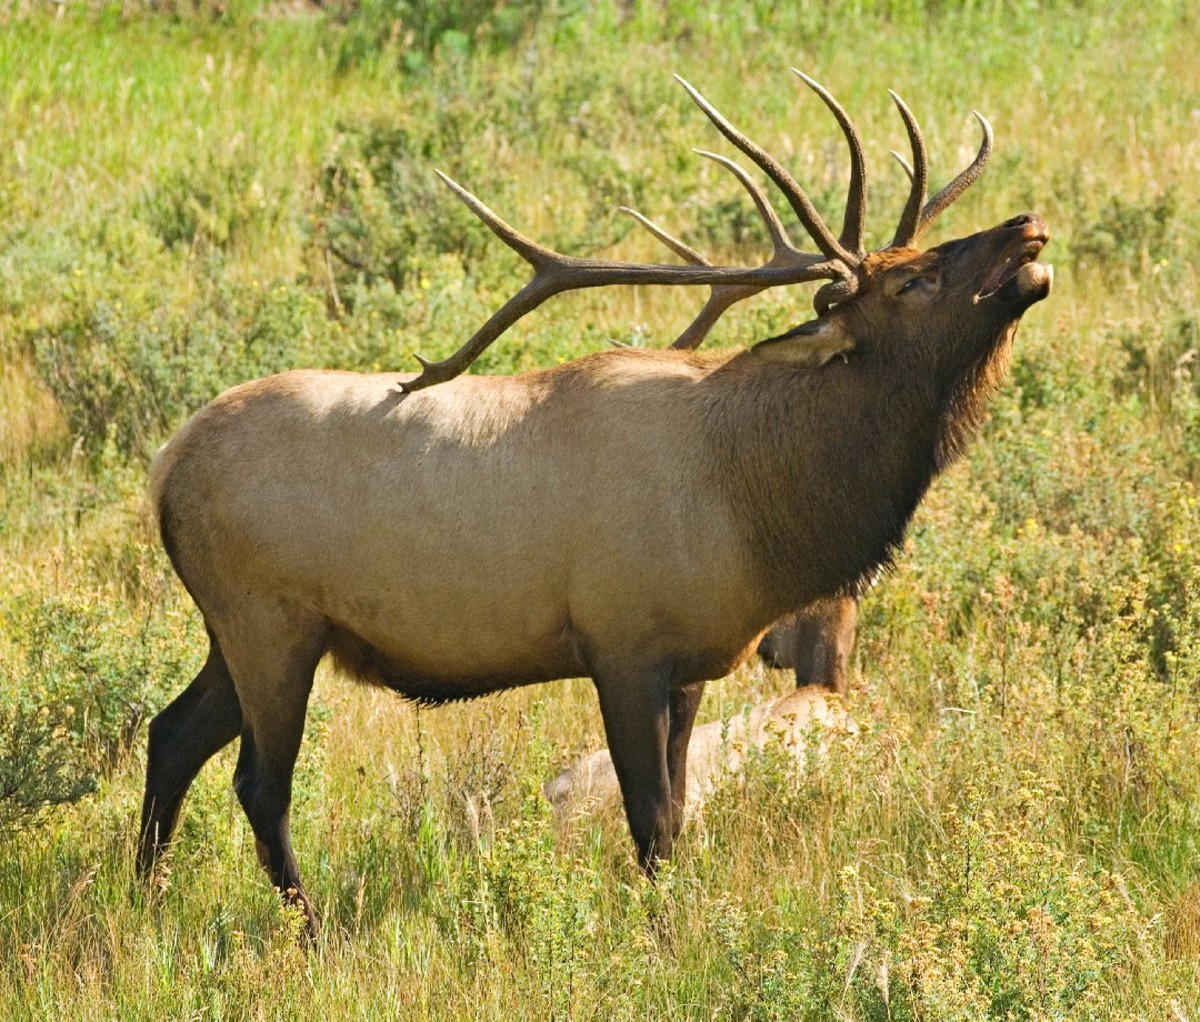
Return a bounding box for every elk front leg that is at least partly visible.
[592,664,673,870]
[666,681,705,842]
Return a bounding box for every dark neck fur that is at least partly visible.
[703,340,1010,618]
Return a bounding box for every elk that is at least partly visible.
[759,596,860,692]
[139,71,1051,936]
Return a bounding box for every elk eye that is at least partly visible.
[898,276,926,295]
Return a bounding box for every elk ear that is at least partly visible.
[751,317,856,366]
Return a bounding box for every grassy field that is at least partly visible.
[2,0,1200,1017]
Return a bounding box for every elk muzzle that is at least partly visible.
[974,213,1052,306]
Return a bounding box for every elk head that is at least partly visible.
[399,70,1051,393]
[758,213,1051,403]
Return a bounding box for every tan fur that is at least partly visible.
[153,220,1050,698]
[141,214,1050,928]
[153,351,771,688]
[758,596,859,692]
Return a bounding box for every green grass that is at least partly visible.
[2,0,1200,1017]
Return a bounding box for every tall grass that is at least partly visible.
[1,1,1199,1017]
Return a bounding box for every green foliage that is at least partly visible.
[1,582,200,767]
[314,116,498,294]
[454,707,605,1014]
[86,0,268,23]
[332,0,540,71]
[1073,189,1186,277]
[140,132,290,252]
[31,279,340,461]
[838,776,1155,1020]
[0,704,96,837]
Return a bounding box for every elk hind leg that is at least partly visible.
[767,596,858,693]
[221,611,327,938]
[794,596,858,693]
[138,630,243,877]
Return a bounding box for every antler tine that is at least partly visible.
[674,74,855,267]
[673,147,857,347]
[619,204,756,351]
[916,111,993,238]
[888,90,928,249]
[693,148,796,258]
[813,276,858,315]
[620,201,771,350]
[791,70,868,258]
[623,146,801,265]
[671,288,764,349]
[435,170,555,267]
[618,205,710,266]
[629,148,817,349]
[890,149,915,182]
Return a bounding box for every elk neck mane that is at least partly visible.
[933,320,1019,471]
[700,333,1013,615]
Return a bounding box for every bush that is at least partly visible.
[0,704,96,837]
[32,280,337,462]
[330,0,553,73]
[1069,187,1199,282]
[312,115,499,297]
[140,134,290,253]
[703,769,1161,1022]
[841,776,1156,1020]
[2,585,200,769]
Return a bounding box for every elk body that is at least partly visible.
[139,72,1051,935]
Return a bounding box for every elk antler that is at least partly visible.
[623,69,870,349]
[649,80,990,339]
[889,97,992,249]
[400,74,861,392]
[401,74,992,392]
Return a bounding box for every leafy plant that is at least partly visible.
[140,133,290,253]
[331,0,555,73]
[0,704,96,837]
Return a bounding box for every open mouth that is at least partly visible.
[974,238,1049,302]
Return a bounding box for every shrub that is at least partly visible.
[140,134,290,253]
[312,116,499,297]
[854,776,1156,1020]
[1073,189,1183,277]
[32,280,336,462]
[1,585,199,768]
[0,704,96,836]
[330,0,554,73]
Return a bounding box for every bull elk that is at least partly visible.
[139,71,1051,936]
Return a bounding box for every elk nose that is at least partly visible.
[1003,213,1048,239]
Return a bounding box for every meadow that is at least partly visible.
[1,0,1199,1017]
